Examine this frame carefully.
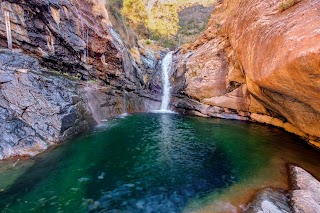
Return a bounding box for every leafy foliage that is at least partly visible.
[116,0,215,49]
[121,0,179,38]
[146,3,179,38]
[121,0,148,28]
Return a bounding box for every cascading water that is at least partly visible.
[120,91,129,118]
[4,11,12,50]
[160,51,173,112]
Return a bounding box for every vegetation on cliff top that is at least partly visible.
[107,0,215,49]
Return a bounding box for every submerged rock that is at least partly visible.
[246,166,320,213]
[245,188,291,213]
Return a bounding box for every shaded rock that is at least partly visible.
[0,51,95,159]
[84,86,159,124]
[245,188,291,213]
[290,166,320,213]
[203,84,250,111]
[0,73,13,83]
[0,50,161,159]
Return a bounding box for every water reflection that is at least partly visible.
[158,113,174,165]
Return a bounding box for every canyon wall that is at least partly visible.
[0,0,160,159]
[172,0,320,147]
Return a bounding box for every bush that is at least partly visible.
[162,38,178,50]
[279,0,301,12]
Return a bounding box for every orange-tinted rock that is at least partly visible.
[184,38,229,100]
[223,0,320,138]
[203,84,250,111]
[172,0,320,143]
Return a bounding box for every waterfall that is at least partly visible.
[121,91,129,117]
[86,29,89,63]
[160,51,173,112]
[4,11,12,50]
[81,21,88,63]
[84,86,102,124]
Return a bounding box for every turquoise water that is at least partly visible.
[0,113,319,213]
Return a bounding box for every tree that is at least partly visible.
[146,3,179,38]
[121,0,148,29]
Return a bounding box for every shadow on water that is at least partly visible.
[0,113,320,213]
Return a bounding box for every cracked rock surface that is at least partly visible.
[0,50,94,160]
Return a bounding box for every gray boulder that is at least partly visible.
[245,188,291,213]
[290,166,320,213]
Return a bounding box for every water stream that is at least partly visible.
[4,11,12,50]
[160,52,173,112]
[121,91,128,117]
[0,113,319,213]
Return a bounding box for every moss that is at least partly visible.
[88,79,97,84]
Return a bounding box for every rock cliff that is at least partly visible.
[172,0,320,147]
[0,0,159,159]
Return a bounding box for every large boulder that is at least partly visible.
[290,166,320,213]
[245,188,291,213]
[172,0,320,145]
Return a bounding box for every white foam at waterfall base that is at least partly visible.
[153,52,175,113]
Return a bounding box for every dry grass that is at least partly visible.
[279,0,301,12]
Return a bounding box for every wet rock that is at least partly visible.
[84,86,159,124]
[245,188,291,213]
[290,166,320,213]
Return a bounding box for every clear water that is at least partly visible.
[0,113,319,213]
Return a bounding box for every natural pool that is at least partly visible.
[0,113,319,213]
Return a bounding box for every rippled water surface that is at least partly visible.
[0,113,320,213]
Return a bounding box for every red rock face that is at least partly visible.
[173,0,320,145]
[224,0,320,138]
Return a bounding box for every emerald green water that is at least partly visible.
[0,113,319,213]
